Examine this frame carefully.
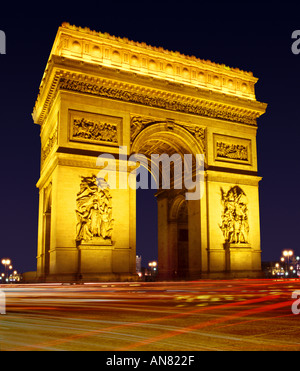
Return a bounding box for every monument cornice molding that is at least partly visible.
[49,23,260,99]
[33,61,267,128]
[206,169,262,186]
[57,23,254,76]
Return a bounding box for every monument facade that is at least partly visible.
[32,23,267,281]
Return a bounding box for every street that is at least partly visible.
[0,279,300,351]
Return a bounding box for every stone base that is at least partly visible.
[199,270,264,280]
[79,236,113,246]
[36,272,139,283]
[158,269,264,281]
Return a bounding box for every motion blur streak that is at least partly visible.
[119,299,294,350]
[1,279,300,351]
[8,295,280,351]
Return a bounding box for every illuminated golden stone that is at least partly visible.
[33,23,267,282]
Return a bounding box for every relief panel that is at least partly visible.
[219,185,249,244]
[213,134,252,166]
[69,110,122,146]
[75,175,114,244]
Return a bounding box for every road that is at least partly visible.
[0,279,300,351]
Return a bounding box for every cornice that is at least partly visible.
[33,23,267,111]
[206,169,262,186]
[51,25,258,101]
[57,23,257,81]
[32,57,267,127]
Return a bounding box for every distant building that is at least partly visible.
[136,255,142,275]
[262,260,300,278]
[262,261,281,278]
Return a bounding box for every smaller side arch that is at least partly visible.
[169,194,186,221]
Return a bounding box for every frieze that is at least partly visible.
[59,77,259,126]
[216,142,248,161]
[72,118,118,143]
[213,134,251,165]
[69,110,121,146]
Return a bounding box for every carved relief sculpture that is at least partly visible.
[216,142,248,161]
[75,175,114,243]
[130,115,206,155]
[72,118,118,144]
[41,127,57,165]
[130,116,155,143]
[58,77,261,127]
[219,185,249,244]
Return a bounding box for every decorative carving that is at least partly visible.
[59,77,259,126]
[182,124,206,153]
[72,117,118,144]
[130,115,206,155]
[41,127,57,165]
[130,116,155,143]
[194,127,205,142]
[216,142,248,161]
[219,186,249,244]
[75,175,114,243]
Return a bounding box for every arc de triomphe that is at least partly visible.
[32,23,267,282]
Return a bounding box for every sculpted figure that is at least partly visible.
[219,186,249,244]
[76,206,93,242]
[75,175,114,242]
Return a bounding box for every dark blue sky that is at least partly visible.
[0,1,299,273]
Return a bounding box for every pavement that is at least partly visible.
[0,279,300,351]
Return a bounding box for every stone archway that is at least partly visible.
[169,195,189,280]
[130,122,205,280]
[33,24,266,282]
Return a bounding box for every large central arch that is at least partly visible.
[131,122,205,279]
[32,23,267,282]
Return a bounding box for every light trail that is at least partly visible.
[119,299,295,350]
[5,294,281,351]
[2,279,300,351]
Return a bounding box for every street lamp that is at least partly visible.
[1,258,11,282]
[283,250,293,258]
[282,250,293,277]
[148,261,158,280]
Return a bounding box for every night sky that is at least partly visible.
[0,1,300,274]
